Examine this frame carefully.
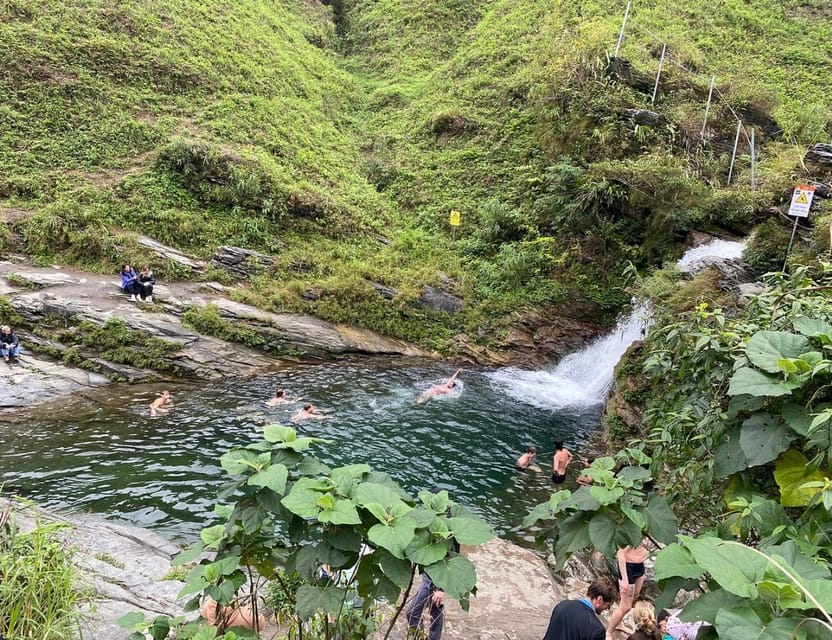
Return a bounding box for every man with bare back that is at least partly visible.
[150,390,172,417]
[551,438,573,484]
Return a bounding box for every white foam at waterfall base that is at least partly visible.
[489,238,746,411]
[675,239,745,268]
[487,304,650,411]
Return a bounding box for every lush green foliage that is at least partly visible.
[530,265,832,638]
[3,0,830,351]
[120,425,493,639]
[0,501,81,640]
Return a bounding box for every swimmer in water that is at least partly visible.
[266,389,300,407]
[149,390,172,417]
[291,403,329,421]
[416,368,462,404]
[516,446,542,472]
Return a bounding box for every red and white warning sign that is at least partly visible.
[788,184,815,218]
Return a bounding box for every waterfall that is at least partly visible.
[487,238,746,411]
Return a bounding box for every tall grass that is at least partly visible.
[0,501,81,640]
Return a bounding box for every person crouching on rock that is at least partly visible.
[120,264,142,302]
[138,265,155,303]
[0,325,21,365]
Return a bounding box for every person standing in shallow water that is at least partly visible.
[551,438,573,484]
[516,446,541,472]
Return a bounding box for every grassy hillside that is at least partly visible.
[1,0,830,354]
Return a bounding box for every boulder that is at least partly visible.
[0,353,110,408]
[211,246,274,278]
[804,143,832,165]
[417,285,463,313]
[136,236,205,273]
[622,109,669,128]
[2,498,186,640]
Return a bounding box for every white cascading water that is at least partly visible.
[487,239,746,411]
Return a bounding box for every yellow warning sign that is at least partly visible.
[788,185,814,218]
[449,210,461,226]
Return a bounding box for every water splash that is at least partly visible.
[675,239,745,268]
[489,238,746,411]
[487,304,650,410]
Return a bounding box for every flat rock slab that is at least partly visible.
[0,354,109,408]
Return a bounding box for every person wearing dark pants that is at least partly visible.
[138,265,155,302]
[406,573,445,640]
[120,264,141,301]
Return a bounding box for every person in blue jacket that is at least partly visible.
[0,325,21,365]
[120,264,141,301]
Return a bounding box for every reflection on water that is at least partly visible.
[0,359,602,542]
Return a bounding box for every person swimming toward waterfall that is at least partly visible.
[266,389,301,407]
[291,403,329,422]
[416,368,462,404]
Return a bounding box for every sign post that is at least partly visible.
[449,209,461,241]
[783,184,815,271]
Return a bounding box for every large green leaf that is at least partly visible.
[616,466,652,484]
[425,555,477,601]
[355,482,407,510]
[447,517,493,545]
[643,493,678,544]
[768,541,831,581]
[587,511,617,557]
[774,450,830,507]
[713,426,750,477]
[377,549,413,589]
[220,450,269,476]
[318,498,361,525]
[793,317,832,341]
[407,541,449,566]
[728,367,791,398]
[567,486,601,511]
[614,517,643,549]
[782,403,813,436]
[263,424,297,444]
[801,577,832,611]
[678,588,745,623]
[295,585,346,621]
[247,464,288,495]
[589,485,624,506]
[200,524,227,549]
[654,544,701,581]
[681,537,766,598]
[554,513,591,566]
[368,520,416,559]
[281,478,327,518]
[746,331,811,373]
[739,413,794,467]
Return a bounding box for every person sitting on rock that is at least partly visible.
[150,390,172,417]
[0,325,21,365]
[120,264,142,302]
[138,265,155,303]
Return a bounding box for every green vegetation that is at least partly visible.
[0,501,81,640]
[29,317,182,379]
[119,425,493,639]
[529,265,832,638]
[2,1,829,352]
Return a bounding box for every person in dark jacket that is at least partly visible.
[0,325,21,364]
[138,265,155,302]
[120,264,141,301]
[542,577,619,640]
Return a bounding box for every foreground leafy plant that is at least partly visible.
[0,499,81,640]
[120,425,493,639]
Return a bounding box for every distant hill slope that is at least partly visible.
[0,0,830,354]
